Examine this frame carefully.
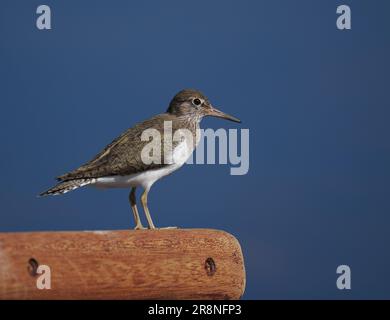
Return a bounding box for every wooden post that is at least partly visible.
[0,229,245,299]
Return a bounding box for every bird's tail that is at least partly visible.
[39,178,94,196]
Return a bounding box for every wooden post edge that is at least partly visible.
[0,228,246,300]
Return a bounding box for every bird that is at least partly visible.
[40,89,241,229]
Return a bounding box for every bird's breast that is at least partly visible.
[172,136,197,166]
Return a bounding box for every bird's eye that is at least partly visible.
[192,98,202,106]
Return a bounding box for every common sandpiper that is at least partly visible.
[40,89,241,229]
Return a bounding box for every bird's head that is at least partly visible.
[167,89,241,123]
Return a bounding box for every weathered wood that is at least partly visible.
[0,229,245,299]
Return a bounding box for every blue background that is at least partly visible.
[0,0,389,299]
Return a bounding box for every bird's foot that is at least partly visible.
[157,226,178,230]
[143,226,178,230]
[134,225,147,230]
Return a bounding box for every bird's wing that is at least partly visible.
[57,113,182,181]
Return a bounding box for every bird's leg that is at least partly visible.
[140,188,157,229]
[140,188,178,230]
[129,187,145,230]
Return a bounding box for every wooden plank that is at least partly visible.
[0,229,245,299]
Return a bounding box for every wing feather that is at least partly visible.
[57,113,186,181]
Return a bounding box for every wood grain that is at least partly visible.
[0,229,245,300]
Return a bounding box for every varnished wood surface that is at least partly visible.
[0,229,245,300]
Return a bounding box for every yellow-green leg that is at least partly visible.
[141,188,156,229]
[140,188,177,230]
[129,187,145,230]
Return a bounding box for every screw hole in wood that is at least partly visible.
[28,258,39,277]
[205,257,216,276]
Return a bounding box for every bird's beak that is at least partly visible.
[206,106,241,123]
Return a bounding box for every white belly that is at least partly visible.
[92,139,193,190]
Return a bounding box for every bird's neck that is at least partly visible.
[172,115,202,147]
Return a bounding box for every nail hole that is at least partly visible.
[205,257,216,276]
[28,258,39,277]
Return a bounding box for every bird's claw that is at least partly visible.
[157,226,178,230]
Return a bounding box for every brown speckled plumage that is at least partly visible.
[40,89,240,229]
[58,113,198,180]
